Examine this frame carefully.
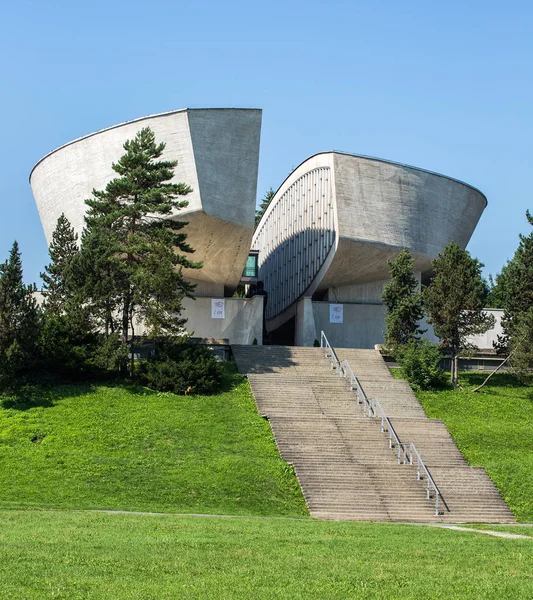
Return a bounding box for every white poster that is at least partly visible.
[329,303,343,324]
[211,299,225,319]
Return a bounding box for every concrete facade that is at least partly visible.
[30,108,262,296]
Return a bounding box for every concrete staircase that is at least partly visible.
[232,345,515,523]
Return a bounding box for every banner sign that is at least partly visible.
[329,303,344,324]
[211,299,225,319]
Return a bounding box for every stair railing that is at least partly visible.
[320,331,343,377]
[320,331,447,516]
[407,443,444,515]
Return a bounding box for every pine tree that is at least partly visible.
[255,188,275,229]
[499,210,533,348]
[381,248,424,352]
[0,242,41,388]
[80,127,200,376]
[423,242,495,386]
[508,307,533,380]
[41,213,79,315]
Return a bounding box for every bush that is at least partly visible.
[396,339,446,391]
[138,340,222,395]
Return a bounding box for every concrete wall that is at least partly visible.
[326,274,420,304]
[422,309,504,351]
[179,296,263,345]
[296,299,503,351]
[293,298,387,348]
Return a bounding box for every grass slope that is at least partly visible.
[1,510,532,599]
[0,366,306,517]
[393,371,533,522]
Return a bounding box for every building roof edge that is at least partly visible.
[29,108,262,182]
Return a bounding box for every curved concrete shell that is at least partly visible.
[253,152,487,328]
[30,108,262,295]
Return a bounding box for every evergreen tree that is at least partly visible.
[423,242,495,386]
[508,307,533,380]
[381,248,424,352]
[499,210,533,348]
[484,268,509,309]
[41,213,79,315]
[255,188,275,229]
[80,127,200,376]
[0,242,41,388]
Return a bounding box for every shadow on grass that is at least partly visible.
[0,382,98,411]
[1,360,247,410]
[460,372,528,389]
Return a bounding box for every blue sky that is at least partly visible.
[1,0,532,283]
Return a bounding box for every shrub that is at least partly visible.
[138,340,222,395]
[396,339,446,390]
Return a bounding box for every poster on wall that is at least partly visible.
[329,303,344,324]
[211,299,225,319]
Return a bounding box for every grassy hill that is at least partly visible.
[1,365,533,598]
[393,371,533,522]
[0,365,306,517]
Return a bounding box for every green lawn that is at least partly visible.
[392,370,533,522]
[0,365,306,517]
[0,510,532,599]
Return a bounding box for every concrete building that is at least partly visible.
[252,152,488,348]
[30,108,264,344]
[31,112,492,350]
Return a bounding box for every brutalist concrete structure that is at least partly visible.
[252,152,487,348]
[30,108,264,344]
[30,108,262,298]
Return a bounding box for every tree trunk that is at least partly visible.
[122,295,130,376]
[472,351,514,392]
[129,313,135,379]
[450,351,459,387]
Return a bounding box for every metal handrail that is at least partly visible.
[320,331,343,377]
[408,442,448,514]
[320,331,448,516]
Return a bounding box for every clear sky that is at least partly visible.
[1,0,532,284]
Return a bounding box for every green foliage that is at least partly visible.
[381,248,424,352]
[423,242,495,385]
[498,210,533,354]
[508,307,533,380]
[404,371,533,522]
[0,242,41,390]
[396,339,446,390]
[1,511,533,599]
[138,340,223,395]
[38,313,96,379]
[79,127,200,375]
[40,213,79,315]
[88,333,130,374]
[255,187,275,229]
[0,367,306,517]
[485,268,509,309]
